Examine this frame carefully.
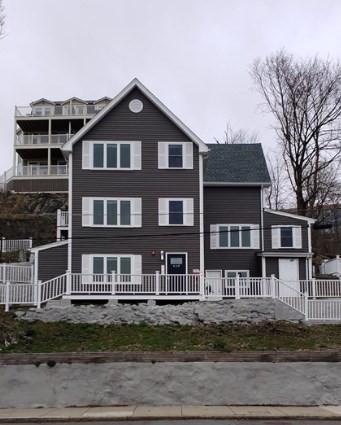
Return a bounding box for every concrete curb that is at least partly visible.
[0,405,340,422]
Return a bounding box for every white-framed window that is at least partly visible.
[271,225,302,249]
[82,140,141,170]
[81,254,142,283]
[33,106,53,116]
[210,224,260,249]
[82,197,142,227]
[225,270,249,278]
[158,142,193,169]
[158,198,194,226]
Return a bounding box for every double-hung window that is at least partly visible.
[210,224,259,249]
[82,141,141,170]
[158,142,193,169]
[158,198,194,226]
[271,225,302,249]
[82,197,142,227]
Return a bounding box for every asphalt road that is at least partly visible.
[11,421,341,425]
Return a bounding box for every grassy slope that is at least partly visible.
[0,308,340,353]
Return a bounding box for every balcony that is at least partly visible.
[15,104,102,118]
[15,134,71,146]
[16,164,68,177]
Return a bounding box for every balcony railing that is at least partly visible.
[16,164,68,177]
[15,105,103,118]
[57,209,69,227]
[16,134,71,146]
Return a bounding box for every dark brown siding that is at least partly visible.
[266,257,307,279]
[263,211,309,252]
[38,243,68,282]
[71,88,200,274]
[204,186,262,276]
[7,178,68,193]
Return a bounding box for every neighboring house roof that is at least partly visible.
[62,78,209,154]
[204,143,271,185]
[264,208,316,223]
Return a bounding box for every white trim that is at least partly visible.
[82,197,142,228]
[68,152,73,272]
[158,141,193,170]
[83,140,141,171]
[262,256,266,277]
[258,252,312,258]
[204,181,271,187]
[63,78,208,154]
[165,252,188,274]
[30,240,68,253]
[211,224,260,249]
[205,270,222,277]
[271,225,302,249]
[158,198,194,227]
[199,154,204,274]
[260,187,265,251]
[224,270,250,277]
[264,208,316,223]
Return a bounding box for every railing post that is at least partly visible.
[311,277,316,300]
[29,237,33,250]
[2,237,6,253]
[200,273,205,300]
[270,274,276,298]
[304,291,309,321]
[155,271,160,295]
[66,270,71,295]
[5,281,10,312]
[235,274,240,299]
[111,271,116,295]
[36,280,42,309]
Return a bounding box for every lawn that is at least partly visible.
[0,307,340,353]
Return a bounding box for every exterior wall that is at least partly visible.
[263,211,309,252]
[37,244,68,282]
[265,257,307,280]
[204,186,262,276]
[7,178,68,193]
[71,87,200,274]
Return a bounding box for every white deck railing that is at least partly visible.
[309,299,341,320]
[298,279,341,298]
[0,264,33,283]
[16,134,71,146]
[57,210,69,227]
[1,238,32,253]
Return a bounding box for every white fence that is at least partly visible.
[57,210,69,227]
[1,238,32,253]
[1,273,341,320]
[0,264,33,283]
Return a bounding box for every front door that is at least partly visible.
[278,258,300,295]
[205,270,222,296]
[166,253,187,294]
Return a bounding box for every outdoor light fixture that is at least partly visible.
[160,250,164,261]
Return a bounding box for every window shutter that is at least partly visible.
[133,142,141,170]
[81,254,91,284]
[184,198,194,226]
[82,198,92,226]
[132,198,142,227]
[132,255,142,284]
[294,226,302,248]
[251,225,260,249]
[271,226,280,249]
[158,142,168,169]
[158,198,168,225]
[210,224,219,249]
[184,142,193,169]
[82,141,91,169]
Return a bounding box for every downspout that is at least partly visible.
[199,153,204,274]
[67,152,73,273]
[260,185,265,276]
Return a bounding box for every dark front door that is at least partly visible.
[166,254,187,294]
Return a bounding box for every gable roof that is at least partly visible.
[264,208,316,223]
[62,78,208,154]
[204,143,271,185]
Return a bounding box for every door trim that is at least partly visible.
[166,252,188,274]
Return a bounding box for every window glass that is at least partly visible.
[120,144,131,168]
[230,226,240,247]
[93,200,104,225]
[107,144,117,168]
[93,144,104,168]
[107,257,118,274]
[168,144,183,168]
[169,200,183,224]
[219,226,229,247]
[281,227,293,247]
[93,257,104,274]
[120,257,131,274]
[120,201,131,225]
[241,226,251,247]
[107,201,117,225]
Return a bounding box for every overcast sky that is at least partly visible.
[0,0,341,174]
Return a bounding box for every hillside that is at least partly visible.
[0,192,68,253]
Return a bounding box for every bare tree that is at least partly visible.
[0,0,6,39]
[215,121,259,144]
[250,49,341,217]
[265,151,289,210]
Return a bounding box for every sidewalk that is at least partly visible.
[0,405,340,421]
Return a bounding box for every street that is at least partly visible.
[11,421,341,425]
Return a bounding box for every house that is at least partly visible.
[29,78,315,301]
[2,97,111,193]
[320,256,341,278]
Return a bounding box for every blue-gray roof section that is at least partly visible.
[204,143,271,184]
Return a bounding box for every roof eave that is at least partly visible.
[264,208,316,223]
[204,181,271,187]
